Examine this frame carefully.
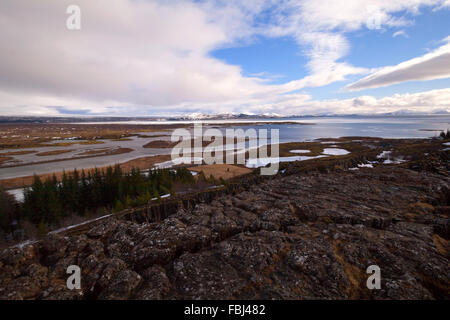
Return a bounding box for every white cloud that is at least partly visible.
[1,84,449,117]
[346,37,450,91]
[433,0,450,10]
[393,30,409,38]
[0,0,264,106]
[238,88,450,116]
[0,0,450,116]
[261,0,448,95]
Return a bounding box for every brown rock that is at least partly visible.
[98,270,142,300]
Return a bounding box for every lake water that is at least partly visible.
[226,115,450,142]
[1,115,449,180]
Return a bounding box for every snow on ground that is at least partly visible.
[246,147,350,168]
[382,158,406,164]
[6,188,25,203]
[358,163,374,168]
[376,150,406,164]
[289,150,310,154]
[322,148,350,156]
[154,157,203,169]
[150,194,171,201]
[246,155,326,168]
[348,163,374,171]
[48,214,113,235]
[11,239,37,249]
[377,150,392,159]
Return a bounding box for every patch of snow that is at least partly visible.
[377,150,406,164]
[49,214,113,235]
[383,158,406,164]
[349,162,374,170]
[377,151,392,159]
[322,148,350,156]
[289,149,310,154]
[151,194,171,201]
[154,157,203,169]
[246,155,326,168]
[207,185,224,189]
[6,188,25,203]
[11,240,37,249]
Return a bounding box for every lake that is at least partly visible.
[1,115,449,181]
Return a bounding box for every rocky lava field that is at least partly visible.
[1,162,449,300]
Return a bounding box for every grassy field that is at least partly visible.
[188,164,253,180]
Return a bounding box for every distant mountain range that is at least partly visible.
[0,113,285,123]
[0,110,448,123]
[167,112,284,121]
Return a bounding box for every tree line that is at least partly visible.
[0,165,197,239]
[440,129,450,139]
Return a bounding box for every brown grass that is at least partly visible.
[433,234,449,257]
[118,154,171,172]
[188,164,252,180]
[0,150,36,156]
[0,123,188,149]
[78,140,105,145]
[77,148,112,156]
[143,140,177,148]
[83,147,134,157]
[277,142,325,157]
[41,140,105,147]
[332,240,366,299]
[0,156,13,165]
[36,149,74,156]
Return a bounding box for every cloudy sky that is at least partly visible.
[1,0,450,117]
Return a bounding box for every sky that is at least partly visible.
[1,0,450,117]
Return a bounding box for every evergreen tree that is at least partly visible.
[0,186,18,234]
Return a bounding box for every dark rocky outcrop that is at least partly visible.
[1,166,449,299]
